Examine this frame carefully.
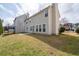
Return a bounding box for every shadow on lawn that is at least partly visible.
[2,32,15,37]
[26,33,79,56]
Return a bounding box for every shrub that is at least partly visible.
[59,27,65,34]
[0,28,3,35]
[76,28,79,34]
[0,19,3,35]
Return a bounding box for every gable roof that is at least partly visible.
[14,3,60,22]
[27,6,50,19]
[14,14,27,22]
[25,4,60,20]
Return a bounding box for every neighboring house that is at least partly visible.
[75,23,79,28]
[3,25,15,32]
[62,23,79,32]
[73,23,79,31]
[14,13,29,33]
[63,23,75,31]
[14,3,60,35]
[8,25,15,32]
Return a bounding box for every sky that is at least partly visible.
[0,3,79,26]
[58,3,79,24]
[0,3,50,26]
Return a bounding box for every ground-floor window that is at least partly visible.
[30,26,34,32]
[43,24,46,32]
[36,25,38,32]
[30,26,32,31]
[33,26,34,32]
[39,25,41,32]
[26,27,28,31]
[26,27,28,29]
[29,24,46,33]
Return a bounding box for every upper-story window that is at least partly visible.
[29,19,31,23]
[45,12,48,17]
[44,10,48,17]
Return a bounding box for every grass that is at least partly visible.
[0,33,79,56]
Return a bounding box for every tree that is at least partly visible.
[59,27,65,34]
[76,28,79,34]
[0,19,3,35]
[60,17,69,24]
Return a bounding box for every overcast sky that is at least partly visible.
[58,3,79,23]
[0,3,50,26]
[0,3,79,26]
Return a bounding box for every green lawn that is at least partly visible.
[0,33,79,56]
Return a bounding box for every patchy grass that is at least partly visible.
[0,33,79,56]
[63,31,79,37]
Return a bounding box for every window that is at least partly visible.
[39,25,41,32]
[26,22,28,24]
[33,26,34,32]
[26,27,28,31]
[45,12,48,17]
[43,24,46,32]
[29,19,31,23]
[44,10,48,17]
[24,20,26,22]
[30,26,32,31]
[30,26,34,32]
[36,25,38,32]
[26,27,28,30]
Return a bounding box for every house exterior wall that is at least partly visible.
[48,4,59,35]
[25,4,59,35]
[14,14,27,33]
[25,8,49,34]
[14,3,60,35]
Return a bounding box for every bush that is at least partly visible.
[59,27,65,34]
[0,19,3,35]
[76,28,79,34]
[0,28,3,35]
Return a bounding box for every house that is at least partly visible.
[3,25,15,32]
[63,23,75,31]
[75,23,79,28]
[62,23,79,32]
[73,23,79,31]
[14,3,60,35]
[14,13,29,33]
